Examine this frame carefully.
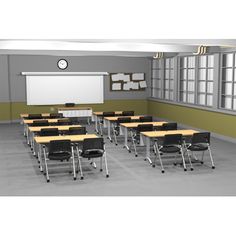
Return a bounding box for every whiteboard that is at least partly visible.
[26,75,104,105]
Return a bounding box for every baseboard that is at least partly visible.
[153,116,236,144]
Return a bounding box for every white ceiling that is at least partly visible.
[0,39,235,57]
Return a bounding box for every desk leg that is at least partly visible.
[26,125,30,145]
[95,115,99,134]
[145,137,152,165]
[107,121,112,142]
[38,144,43,172]
[23,123,26,137]
[123,127,130,151]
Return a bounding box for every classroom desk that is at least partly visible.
[92,111,123,134]
[58,107,92,124]
[104,116,142,142]
[23,118,68,145]
[34,134,98,172]
[140,129,198,164]
[29,125,82,155]
[120,121,167,151]
[20,113,51,126]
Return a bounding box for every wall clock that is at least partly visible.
[57,59,68,70]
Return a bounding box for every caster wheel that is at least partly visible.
[184,168,187,171]
[190,168,194,171]
[135,154,138,157]
[38,161,40,164]
[47,179,50,183]
[115,144,118,146]
[110,140,113,143]
[76,171,79,174]
[173,163,177,166]
[152,164,155,168]
[106,174,109,178]
[100,169,103,172]
[73,177,76,181]
[161,170,165,173]
[201,161,204,164]
[43,173,46,176]
[80,176,84,180]
[129,150,131,153]
[212,166,215,169]
[69,171,72,174]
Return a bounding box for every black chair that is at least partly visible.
[57,119,72,126]
[153,134,186,173]
[67,127,87,135]
[99,112,116,136]
[65,103,75,107]
[30,120,49,127]
[113,117,131,145]
[76,138,109,179]
[185,132,215,170]
[28,114,42,119]
[39,128,59,136]
[139,116,153,122]
[160,122,177,131]
[122,111,134,116]
[69,117,80,125]
[130,124,154,157]
[49,113,64,118]
[42,140,76,182]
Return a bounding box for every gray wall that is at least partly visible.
[0,55,9,102]
[5,55,150,102]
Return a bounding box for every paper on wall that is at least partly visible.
[132,73,144,81]
[123,83,130,90]
[112,83,122,90]
[111,73,124,81]
[130,82,139,90]
[139,80,147,88]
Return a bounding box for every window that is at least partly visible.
[197,55,214,107]
[151,59,162,98]
[164,58,174,100]
[179,56,195,104]
[221,53,236,110]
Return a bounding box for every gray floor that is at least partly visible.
[0,122,236,196]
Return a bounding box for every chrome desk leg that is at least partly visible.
[144,137,152,164]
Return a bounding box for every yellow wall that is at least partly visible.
[148,100,236,139]
[0,99,147,121]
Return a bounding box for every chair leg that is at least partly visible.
[43,146,50,182]
[208,145,215,169]
[112,124,118,145]
[156,144,164,173]
[186,149,194,171]
[131,131,138,157]
[103,151,109,178]
[76,145,84,179]
[99,119,103,136]
[100,155,103,172]
[201,151,205,164]
[152,142,157,168]
[180,146,187,171]
[71,147,76,180]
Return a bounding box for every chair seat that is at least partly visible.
[188,144,208,151]
[48,151,71,161]
[81,150,104,159]
[160,145,180,153]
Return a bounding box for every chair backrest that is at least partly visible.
[49,140,71,154]
[137,124,154,133]
[68,127,87,135]
[139,116,153,122]
[28,114,42,119]
[117,117,131,124]
[39,128,59,136]
[50,113,63,118]
[191,132,210,145]
[65,103,75,107]
[122,111,134,116]
[57,119,72,125]
[82,138,104,152]
[161,122,177,131]
[69,117,79,124]
[163,134,183,146]
[102,111,115,117]
[32,120,49,127]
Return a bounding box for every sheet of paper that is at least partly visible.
[139,80,147,88]
[123,82,130,90]
[132,73,144,81]
[123,75,130,82]
[130,82,139,90]
[111,73,124,81]
[112,83,122,90]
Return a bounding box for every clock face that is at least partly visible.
[57,59,68,70]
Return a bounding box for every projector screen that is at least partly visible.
[26,75,104,105]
